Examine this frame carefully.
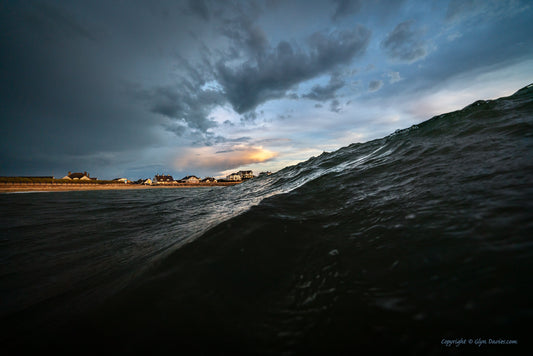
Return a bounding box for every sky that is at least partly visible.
[1,0,532,180]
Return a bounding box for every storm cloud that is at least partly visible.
[329,99,342,113]
[188,0,210,21]
[332,0,362,20]
[144,85,225,133]
[303,72,345,101]
[216,26,371,113]
[1,0,532,179]
[381,20,429,63]
[368,80,383,92]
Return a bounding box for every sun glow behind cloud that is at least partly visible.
[173,144,278,177]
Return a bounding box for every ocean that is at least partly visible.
[1,84,532,355]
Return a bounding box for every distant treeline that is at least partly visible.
[0,177,118,184]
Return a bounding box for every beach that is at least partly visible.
[0,182,240,193]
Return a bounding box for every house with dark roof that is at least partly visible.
[154,174,174,184]
[62,171,94,180]
[179,175,200,184]
[201,177,217,183]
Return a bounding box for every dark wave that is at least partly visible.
[4,84,533,355]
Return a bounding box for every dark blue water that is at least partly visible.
[2,84,533,355]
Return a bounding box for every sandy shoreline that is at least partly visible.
[0,183,240,193]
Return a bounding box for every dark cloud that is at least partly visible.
[217,26,371,113]
[1,11,150,171]
[332,0,362,21]
[162,121,188,137]
[145,85,224,133]
[191,132,250,147]
[191,134,251,148]
[216,150,234,154]
[188,0,210,21]
[0,1,205,177]
[329,99,341,113]
[220,17,269,58]
[241,111,259,123]
[381,20,428,63]
[303,72,345,101]
[368,80,383,92]
[287,93,299,100]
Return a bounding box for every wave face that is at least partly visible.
[3,84,533,354]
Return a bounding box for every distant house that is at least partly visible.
[238,170,254,179]
[112,178,128,183]
[201,177,217,183]
[154,174,174,184]
[143,178,152,185]
[258,171,272,177]
[62,171,93,180]
[226,173,242,181]
[180,175,200,184]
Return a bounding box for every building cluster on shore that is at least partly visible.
[149,170,257,185]
[60,170,270,185]
[2,170,274,186]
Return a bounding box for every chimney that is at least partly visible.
[68,171,71,175]
[84,171,87,176]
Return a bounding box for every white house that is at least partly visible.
[226,173,242,181]
[238,170,254,179]
[180,175,200,183]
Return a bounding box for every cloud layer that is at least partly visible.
[381,20,429,63]
[217,26,371,113]
[1,0,532,179]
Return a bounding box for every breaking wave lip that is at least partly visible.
[161,82,533,257]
